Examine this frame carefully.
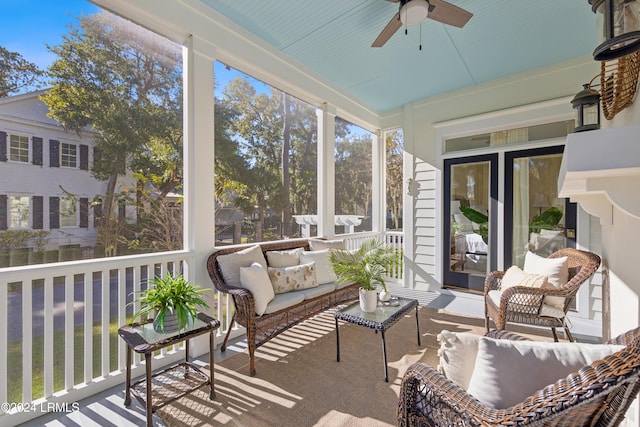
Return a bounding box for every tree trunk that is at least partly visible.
[281,93,291,237]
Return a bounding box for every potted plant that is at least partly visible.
[329,238,399,312]
[130,273,211,333]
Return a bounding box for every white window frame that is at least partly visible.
[8,195,31,229]
[8,133,30,163]
[60,142,78,168]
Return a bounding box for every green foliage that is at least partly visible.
[130,273,211,332]
[329,238,399,291]
[459,205,489,244]
[530,206,563,234]
[0,229,48,250]
[0,46,43,97]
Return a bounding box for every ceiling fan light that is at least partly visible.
[399,0,429,26]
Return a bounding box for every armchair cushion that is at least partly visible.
[466,337,623,409]
[524,250,568,308]
[435,330,481,390]
[500,265,548,306]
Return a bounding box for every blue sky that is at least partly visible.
[1,1,367,136]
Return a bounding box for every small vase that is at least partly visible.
[379,289,391,302]
[359,288,378,313]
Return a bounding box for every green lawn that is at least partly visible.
[7,321,120,403]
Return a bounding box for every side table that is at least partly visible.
[118,312,220,427]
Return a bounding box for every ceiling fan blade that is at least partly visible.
[372,12,402,47]
[385,0,400,2]
[427,0,473,28]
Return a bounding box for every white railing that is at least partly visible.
[339,231,405,281]
[0,231,404,425]
[0,251,213,426]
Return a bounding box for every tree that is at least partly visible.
[386,130,404,229]
[0,46,44,97]
[42,11,183,231]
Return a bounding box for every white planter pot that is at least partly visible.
[359,288,378,313]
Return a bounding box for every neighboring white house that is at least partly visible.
[0,90,134,253]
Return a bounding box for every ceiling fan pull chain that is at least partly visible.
[419,22,422,51]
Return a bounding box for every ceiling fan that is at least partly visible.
[372,0,473,47]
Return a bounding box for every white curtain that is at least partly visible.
[512,158,530,267]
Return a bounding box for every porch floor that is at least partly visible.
[18,284,602,427]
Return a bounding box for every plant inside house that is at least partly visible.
[459,205,489,244]
[130,273,211,333]
[329,238,399,312]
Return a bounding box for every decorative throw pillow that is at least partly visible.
[500,265,549,306]
[240,262,275,316]
[524,251,568,308]
[265,247,304,268]
[217,245,268,287]
[268,262,318,294]
[434,330,482,390]
[308,238,346,251]
[299,249,337,285]
[466,337,623,409]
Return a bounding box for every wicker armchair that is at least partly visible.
[484,248,601,342]
[398,327,640,427]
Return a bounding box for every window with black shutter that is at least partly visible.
[80,145,89,170]
[80,198,88,228]
[49,196,60,229]
[0,195,7,230]
[32,196,43,229]
[32,137,43,166]
[0,131,7,162]
[49,139,60,168]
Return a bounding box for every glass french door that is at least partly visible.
[443,154,498,291]
[504,146,576,268]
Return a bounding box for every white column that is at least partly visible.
[317,103,336,238]
[372,129,384,235]
[183,35,216,356]
[402,105,415,289]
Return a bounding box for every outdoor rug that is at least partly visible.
[157,306,554,426]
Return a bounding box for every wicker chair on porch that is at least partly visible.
[484,248,601,342]
[398,327,640,427]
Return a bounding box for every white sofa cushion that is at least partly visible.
[466,337,623,409]
[296,283,336,300]
[239,262,275,316]
[217,245,268,287]
[265,247,303,268]
[434,330,482,390]
[309,238,346,251]
[268,262,318,294]
[299,249,337,284]
[263,291,306,314]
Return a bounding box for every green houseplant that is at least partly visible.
[329,238,399,312]
[130,273,211,333]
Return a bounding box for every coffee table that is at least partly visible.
[334,296,420,382]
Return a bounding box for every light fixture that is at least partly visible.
[589,0,640,61]
[571,83,601,132]
[399,0,429,26]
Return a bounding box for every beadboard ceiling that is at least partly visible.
[199,0,597,114]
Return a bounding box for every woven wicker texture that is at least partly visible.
[600,50,640,120]
[207,239,358,376]
[398,327,640,427]
[484,248,601,342]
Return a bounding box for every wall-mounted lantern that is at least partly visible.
[571,83,601,132]
[590,0,640,61]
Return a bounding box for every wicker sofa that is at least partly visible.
[398,327,640,426]
[207,239,359,376]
